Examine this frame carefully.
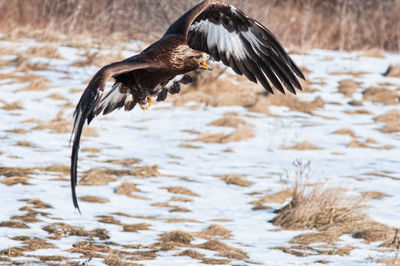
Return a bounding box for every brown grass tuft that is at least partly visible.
[115,181,140,197]
[338,79,360,98]
[130,165,160,177]
[362,191,389,199]
[271,183,367,230]
[282,141,323,150]
[384,64,400,78]
[251,95,325,115]
[0,221,29,229]
[160,231,193,245]
[197,224,232,240]
[26,45,61,59]
[332,128,357,137]
[106,158,140,166]
[16,141,32,147]
[98,215,121,225]
[67,240,111,257]
[122,223,150,232]
[271,161,396,249]
[79,195,109,203]
[196,123,254,144]
[0,176,31,186]
[363,87,400,105]
[347,139,393,150]
[347,140,370,148]
[214,174,253,187]
[201,258,231,265]
[176,249,205,259]
[362,49,385,58]
[290,231,340,245]
[80,169,117,186]
[169,196,192,202]
[73,50,124,67]
[209,115,248,128]
[18,75,50,91]
[250,189,292,206]
[197,240,248,259]
[164,186,199,197]
[374,110,400,133]
[169,207,191,213]
[1,101,24,110]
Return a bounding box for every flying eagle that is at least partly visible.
[71,0,305,211]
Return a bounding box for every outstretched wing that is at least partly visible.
[71,59,151,212]
[166,0,305,94]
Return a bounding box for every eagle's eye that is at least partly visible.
[194,55,202,60]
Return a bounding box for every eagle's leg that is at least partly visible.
[139,95,153,110]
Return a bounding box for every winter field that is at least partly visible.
[0,33,400,265]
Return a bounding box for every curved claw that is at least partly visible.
[140,95,153,110]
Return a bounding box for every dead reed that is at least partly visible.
[0,0,398,51]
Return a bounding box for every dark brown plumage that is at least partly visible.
[70,0,305,212]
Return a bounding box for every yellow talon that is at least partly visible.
[147,95,154,106]
[140,95,153,111]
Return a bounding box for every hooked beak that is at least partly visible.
[199,54,214,71]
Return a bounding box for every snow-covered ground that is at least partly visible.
[0,36,400,265]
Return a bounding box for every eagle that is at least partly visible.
[70,0,305,212]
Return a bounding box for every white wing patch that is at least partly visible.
[94,82,135,115]
[190,19,247,60]
[165,74,184,89]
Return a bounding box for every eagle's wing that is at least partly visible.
[166,0,304,94]
[71,59,151,212]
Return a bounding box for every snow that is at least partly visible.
[0,37,400,265]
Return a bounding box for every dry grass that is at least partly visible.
[196,124,254,144]
[332,128,357,138]
[250,189,292,206]
[362,191,389,199]
[251,94,325,115]
[196,224,232,240]
[270,161,396,248]
[271,182,367,231]
[160,231,193,245]
[73,50,124,67]
[98,215,121,225]
[164,186,199,197]
[197,240,248,260]
[122,223,150,232]
[130,165,160,177]
[34,110,98,136]
[17,75,50,92]
[214,174,253,187]
[105,158,140,166]
[26,45,61,59]
[338,79,360,98]
[374,110,400,133]
[384,64,400,77]
[0,176,31,186]
[79,169,117,186]
[1,0,399,51]
[362,87,400,105]
[362,49,386,58]
[1,101,24,110]
[169,196,192,203]
[79,196,109,203]
[176,249,205,259]
[282,141,323,150]
[209,115,248,128]
[115,182,140,198]
[347,139,393,150]
[0,221,29,229]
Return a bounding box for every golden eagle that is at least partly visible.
[71,0,305,211]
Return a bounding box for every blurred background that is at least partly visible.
[1,0,399,51]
